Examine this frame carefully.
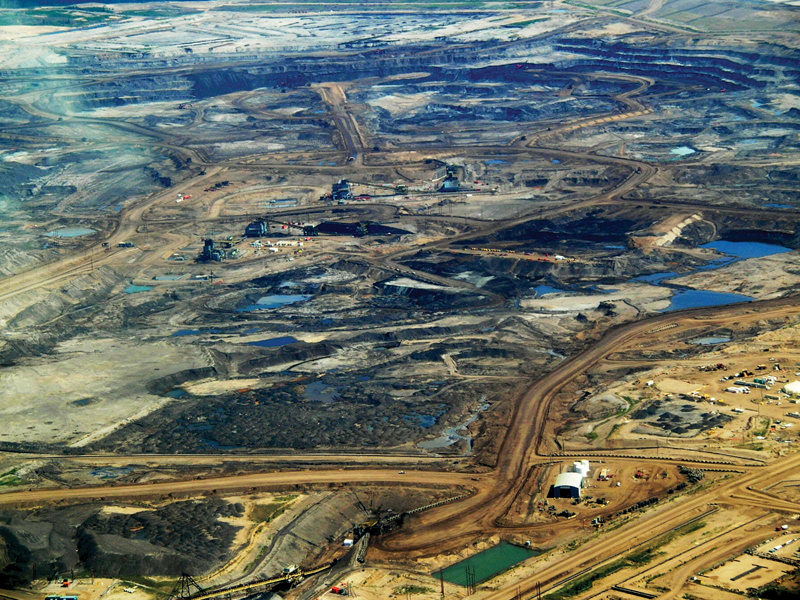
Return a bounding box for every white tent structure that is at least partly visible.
[784,381,800,396]
[554,472,583,498]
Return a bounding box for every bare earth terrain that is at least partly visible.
[0,1,799,600]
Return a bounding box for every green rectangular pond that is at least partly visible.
[435,541,540,586]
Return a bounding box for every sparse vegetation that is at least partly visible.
[394,585,435,595]
[752,416,771,437]
[250,497,296,524]
[0,469,22,487]
[546,521,707,599]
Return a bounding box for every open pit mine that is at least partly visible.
[1,1,800,600]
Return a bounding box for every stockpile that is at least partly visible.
[678,465,706,484]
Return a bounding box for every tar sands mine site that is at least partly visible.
[2,1,800,600]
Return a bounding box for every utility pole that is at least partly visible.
[465,566,476,596]
[439,570,445,600]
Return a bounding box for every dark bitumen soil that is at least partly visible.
[0,499,242,586]
[89,378,517,454]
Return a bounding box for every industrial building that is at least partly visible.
[197,239,224,262]
[554,472,583,499]
[245,220,269,237]
[784,381,800,397]
[440,174,460,192]
[553,460,590,499]
[332,179,353,201]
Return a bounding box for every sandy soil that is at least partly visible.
[674,252,800,299]
[0,26,67,40]
[0,337,210,445]
[704,554,793,591]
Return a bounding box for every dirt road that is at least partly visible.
[3,295,799,588]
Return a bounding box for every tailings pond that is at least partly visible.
[236,294,311,312]
[248,336,298,348]
[636,240,791,312]
[436,541,540,586]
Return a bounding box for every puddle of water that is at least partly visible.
[763,203,794,209]
[534,284,564,296]
[418,402,489,451]
[404,412,439,428]
[71,397,99,407]
[46,227,96,237]
[91,466,133,480]
[248,336,298,348]
[453,271,495,288]
[167,388,188,398]
[670,146,696,156]
[236,294,311,312]
[153,274,186,281]
[691,336,732,345]
[436,541,540,586]
[303,380,340,403]
[172,328,226,336]
[663,289,752,312]
[485,159,507,164]
[124,285,153,294]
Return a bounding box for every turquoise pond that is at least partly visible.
[436,542,540,586]
[691,336,732,345]
[124,285,153,294]
[46,227,96,238]
[670,146,696,156]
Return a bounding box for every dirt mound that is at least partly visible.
[0,499,242,585]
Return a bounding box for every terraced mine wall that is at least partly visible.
[50,33,798,112]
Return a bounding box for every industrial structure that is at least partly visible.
[332,179,353,202]
[167,564,333,600]
[439,164,461,192]
[553,472,583,499]
[783,381,800,397]
[197,239,224,262]
[553,460,590,499]
[440,175,460,192]
[245,220,269,237]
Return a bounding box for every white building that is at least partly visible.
[570,460,590,478]
[783,381,800,397]
[554,472,583,499]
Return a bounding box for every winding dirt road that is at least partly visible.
[2,43,798,600]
